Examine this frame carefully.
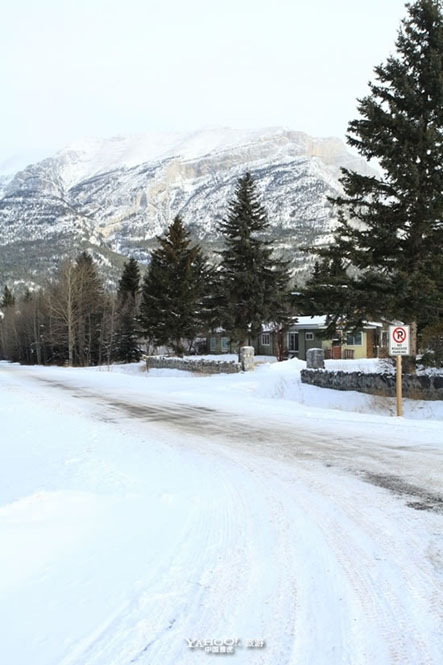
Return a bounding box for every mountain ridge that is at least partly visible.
[0,127,373,290]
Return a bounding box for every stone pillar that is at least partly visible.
[306,347,325,369]
[240,346,255,372]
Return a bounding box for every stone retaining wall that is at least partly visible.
[301,369,443,400]
[145,356,241,374]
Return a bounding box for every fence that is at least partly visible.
[144,356,241,374]
[301,369,443,400]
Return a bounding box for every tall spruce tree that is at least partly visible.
[114,258,141,362]
[218,172,290,349]
[118,257,140,300]
[1,285,15,309]
[311,0,443,352]
[74,252,104,366]
[140,215,208,356]
[0,286,17,362]
[294,255,349,318]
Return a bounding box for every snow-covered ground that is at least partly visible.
[123,355,443,420]
[0,359,442,665]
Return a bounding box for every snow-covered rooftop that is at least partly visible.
[293,315,328,329]
[292,316,384,330]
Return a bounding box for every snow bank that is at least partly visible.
[89,357,443,421]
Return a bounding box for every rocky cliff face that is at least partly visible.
[0,127,372,289]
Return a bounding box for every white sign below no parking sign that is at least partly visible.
[389,325,410,355]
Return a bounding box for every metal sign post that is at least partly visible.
[389,325,410,417]
[396,356,403,417]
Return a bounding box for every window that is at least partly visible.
[221,337,229,352]
[210,337,217,352]
[305,332,314,341]
[288,332,298,352]
[261,333,270,346]
[346,332,362,346]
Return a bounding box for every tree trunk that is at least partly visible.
[277,328,285,362]
[409,320,418,374]
[410,320,418,356]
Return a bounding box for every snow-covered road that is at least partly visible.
[1,363,442,665]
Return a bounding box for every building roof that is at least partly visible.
[294,316,328,329]
[291,316,384,330]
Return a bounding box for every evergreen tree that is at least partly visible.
[1,285,15,309]
[191,253,220,333]
[294,255,349,319]
[0,286,17,361]
[217,172,290,349]
[140,216,208,356]
[117,257,140,300]
[74,252,104,366]
[114,258,141,362]
[312,0,443,351]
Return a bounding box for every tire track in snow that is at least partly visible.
[3,366,442,665]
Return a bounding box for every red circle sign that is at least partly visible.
[393,327,407,344]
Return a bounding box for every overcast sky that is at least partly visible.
[1,0,409,171]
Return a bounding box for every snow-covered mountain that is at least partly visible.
[0,127,372,288]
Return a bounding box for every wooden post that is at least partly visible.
[396,355,403,417]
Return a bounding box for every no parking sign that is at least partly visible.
[389,325,410,355]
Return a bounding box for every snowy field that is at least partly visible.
[0,358,442,665]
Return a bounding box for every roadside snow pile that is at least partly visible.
[84,357,443,420]
[325,358,394,373]
[95,362,147,375]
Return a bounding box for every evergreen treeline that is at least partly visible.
[0,173,291,365]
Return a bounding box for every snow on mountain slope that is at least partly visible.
[0,127,374,288]
[55,128,287,189]
[52,127,368,190]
